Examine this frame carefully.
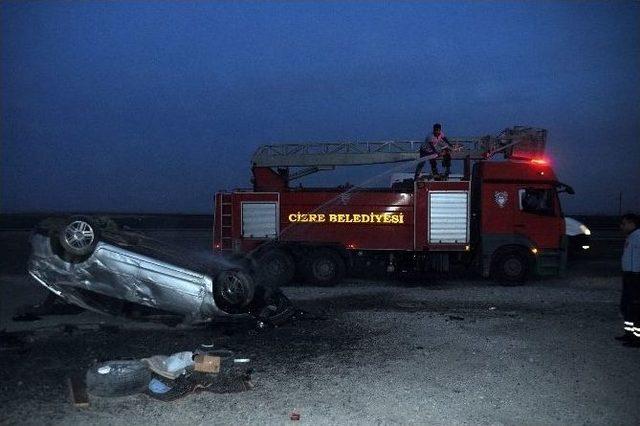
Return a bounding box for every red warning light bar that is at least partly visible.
[531,158,548,165]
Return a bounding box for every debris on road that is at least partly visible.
[86,360,152,397]
[193,354,221,373]
[289,411,301,421]
[144,351,195,379]
[83,348,252,402]
[67,375,89,407]
[146,368,253,401]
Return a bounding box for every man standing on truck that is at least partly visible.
[617,213,640,347]
[414,123,453,181]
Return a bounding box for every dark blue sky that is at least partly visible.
[2,1,639,214]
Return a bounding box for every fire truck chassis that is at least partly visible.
[214,127,572,287]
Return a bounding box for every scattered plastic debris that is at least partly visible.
[143,351,195,380]
[148,378,172,394]
[83,348,253,402]
[86,360,151,397]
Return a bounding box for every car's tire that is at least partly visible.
[214,269,256,311]
[86,360,151,397]
[492,250,530,285]
[304,248,346,286]
[58,216,99,257]
[255,249,295,287]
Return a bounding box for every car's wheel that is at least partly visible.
[58,217,99,257]
[214,269,255,310]
[304,248,346,286]
[256,249,295,287]
[492,250,529,285]
[86,360,151,397]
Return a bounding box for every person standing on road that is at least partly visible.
[414,123,453,181]
[617,213,640,347]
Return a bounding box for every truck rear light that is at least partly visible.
[531,248,538,255]
[347,243,356,249]
[531,158,548,165]
[464,245,470,251]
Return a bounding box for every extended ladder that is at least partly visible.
[251,126,547,168]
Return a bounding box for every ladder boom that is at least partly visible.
[251,126,546,168]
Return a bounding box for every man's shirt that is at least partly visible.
[420,133,452,158]
[429,133,452,151]
[622,228,640,273]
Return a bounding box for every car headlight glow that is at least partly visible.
[579,224,591,236]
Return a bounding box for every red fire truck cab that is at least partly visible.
[213,127,573,286]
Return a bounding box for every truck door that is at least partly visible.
[515,185,563,249]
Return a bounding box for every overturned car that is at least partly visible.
[27,216,293,325]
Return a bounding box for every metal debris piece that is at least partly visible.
[289,411,301,421]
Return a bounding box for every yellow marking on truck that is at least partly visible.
[288,212,404,224]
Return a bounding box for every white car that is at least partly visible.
[564,216,591,255]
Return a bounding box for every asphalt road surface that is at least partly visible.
[1,230,638,425]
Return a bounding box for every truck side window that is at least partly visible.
[519,188,554,215]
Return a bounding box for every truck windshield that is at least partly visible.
[519,188,555,216]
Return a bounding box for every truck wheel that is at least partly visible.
[492,251,529,285]
[304,248,345,286]
[58,216,100,257]
[256,249,295,287]
[214,269,255,311]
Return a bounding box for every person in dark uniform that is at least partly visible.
[616,213,640,347]
[414,123,453,181]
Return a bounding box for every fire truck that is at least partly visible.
[213,127,574,286]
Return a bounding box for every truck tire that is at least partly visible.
[256,249,295,287]
[58,216,100,257]
[492,250,529,285]
[304,248,345,286]
[86,360,151,397]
